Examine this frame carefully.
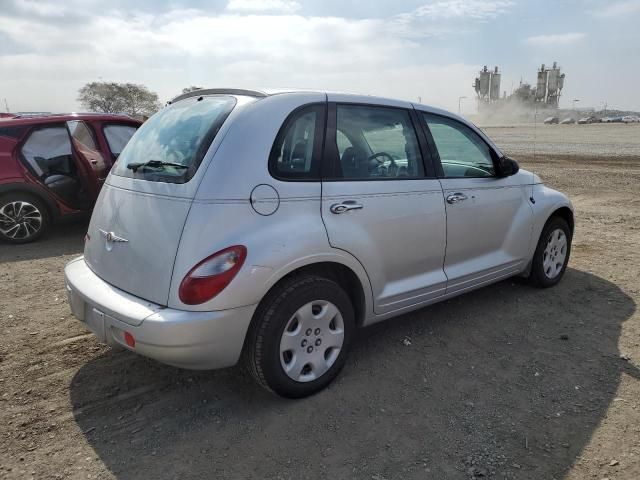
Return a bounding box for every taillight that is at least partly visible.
[178,245,247,305]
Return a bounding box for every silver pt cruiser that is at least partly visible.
[65,88,573,398]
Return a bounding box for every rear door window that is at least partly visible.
[328,105,425,180]
[112,96,236,183]
[103,124,138,159]
[68,120,109,182]
[20,126,74,178]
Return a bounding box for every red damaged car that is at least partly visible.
[0,113,141,243]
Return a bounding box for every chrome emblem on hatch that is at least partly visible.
[99,229,128,251]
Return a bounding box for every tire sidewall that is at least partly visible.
[258,277,355,398]
[532,217,572,287]
[0,192,50,244]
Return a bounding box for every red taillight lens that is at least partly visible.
[178,245,247,305]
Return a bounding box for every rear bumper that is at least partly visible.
[64,256,257,370]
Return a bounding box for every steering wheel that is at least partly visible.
[367,152,395,165]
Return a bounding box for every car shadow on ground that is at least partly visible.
[70,268,637,479]
[0,220,87,263]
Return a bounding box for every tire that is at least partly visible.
[0,192,50,244]
[244,275,355,398]
[529,216,572,288]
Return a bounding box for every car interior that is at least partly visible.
[20,126,89,208]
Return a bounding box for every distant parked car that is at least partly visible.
[577,116,600,124]
[622,115,640,123]
[0,113,141,243]
[602,116,623,123]
[543,116,559,125]
[560,118,576,124]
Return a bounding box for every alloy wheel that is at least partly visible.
[0,201,43,240]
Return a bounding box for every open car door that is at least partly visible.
[67,120,108,198]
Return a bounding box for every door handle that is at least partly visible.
[446,192,468,204]
[330,200,363,214]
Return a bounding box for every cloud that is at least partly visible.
[0,5,479,112]
[226,0,301,14]
[591,0,640,17]
[524,32,586,46]
[401,0,513,20]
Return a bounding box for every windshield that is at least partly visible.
[112,95,236,183]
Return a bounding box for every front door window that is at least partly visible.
[423,113,495,178]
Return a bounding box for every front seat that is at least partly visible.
[340,146,368,178]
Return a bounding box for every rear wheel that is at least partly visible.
[245,275,355,398]
[529,216,572,288]
[0,193,50,244]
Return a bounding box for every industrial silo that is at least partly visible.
[479,66,491,98]
[536,64,547,101]
[490,66,501,101]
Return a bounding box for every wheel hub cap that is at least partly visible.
[542,228,567,279]
[279,300,345,382]
[0,201,42,240]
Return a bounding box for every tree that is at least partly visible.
[77,82,161,116]
[182,86,203,94]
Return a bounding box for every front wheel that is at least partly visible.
[245,275,355,398]
[529,216,572,288]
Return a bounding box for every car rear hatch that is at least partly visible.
[83,94,241,306]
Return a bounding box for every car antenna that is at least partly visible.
[530,105,538,205]
[533,104,537,163]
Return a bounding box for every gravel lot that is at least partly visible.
[1,124,639,479]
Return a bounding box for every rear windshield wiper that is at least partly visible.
[127,160,189,172]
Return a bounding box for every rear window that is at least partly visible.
[112,96,236,183]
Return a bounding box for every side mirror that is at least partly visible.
[497,156,519,177]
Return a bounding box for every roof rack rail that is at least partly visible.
[168,88,268,104]
[12,112,133,119]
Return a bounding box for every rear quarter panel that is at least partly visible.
[0,135,21,180]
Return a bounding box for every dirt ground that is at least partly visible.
[1,124,639,480]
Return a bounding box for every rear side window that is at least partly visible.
[103,124,138,158]
[0,126,27,139]
[269,104,325,180]
[112,96,236,183]
[328,105,425,180]
[20,126,74,178]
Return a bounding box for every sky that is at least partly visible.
[1,0,639,114]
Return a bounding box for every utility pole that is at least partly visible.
[3,98,9,113]
[458,96,467,115]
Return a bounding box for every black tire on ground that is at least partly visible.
[0,192,50,244]
[529,216,572,288]
[244,275,355,398]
